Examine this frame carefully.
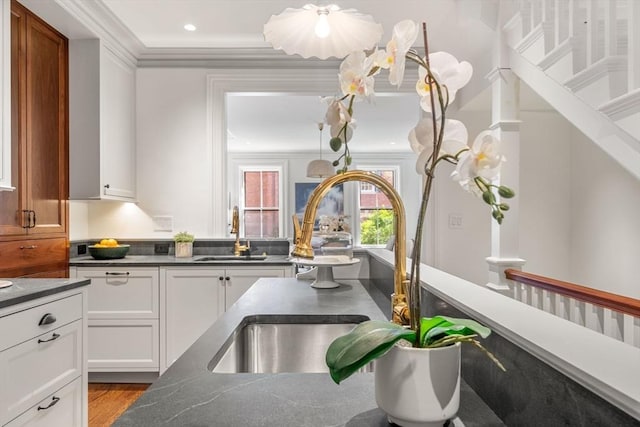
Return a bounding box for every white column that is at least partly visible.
[485,66,525,296]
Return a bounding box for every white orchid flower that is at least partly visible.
[408,117,468,176]
[416,51,473,116]
[372,20,419,87]
[452,131,504,193]
[339,51,376,98]
[325,98,355,143]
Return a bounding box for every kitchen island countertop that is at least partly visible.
[113,278,504,427]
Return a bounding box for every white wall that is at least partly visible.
[569,129,640,299]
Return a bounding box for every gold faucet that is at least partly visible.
[291,170,411,325]
[231,206,250,256]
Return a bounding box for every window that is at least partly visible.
[358,168,398,246]
[240,167,282,238]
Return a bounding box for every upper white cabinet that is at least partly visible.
[69,39,136,201]
[0,0,11,191]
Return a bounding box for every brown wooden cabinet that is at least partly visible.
[0,1,68,278]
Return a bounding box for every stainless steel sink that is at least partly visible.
[208,315,372,374]
[195,255,267,261]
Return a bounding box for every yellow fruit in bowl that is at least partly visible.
[99,238,119,247]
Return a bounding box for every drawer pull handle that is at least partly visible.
[37,333,60,344]
[37,396,60,411]
[225,277,230,281]
[218,276,224,281]
[20,245,38,250]
[105,272,130,276]
[38,313,57,326]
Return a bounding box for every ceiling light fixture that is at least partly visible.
[306,123,334,178]
[264,4,383,59]
[184,23,196,31]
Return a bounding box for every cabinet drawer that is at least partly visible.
[75,267,159,319]
[0,238,68,277]
[88,319,159,371]
[0,321,82,425]
[0,294,82,352]
[4,377,82,427]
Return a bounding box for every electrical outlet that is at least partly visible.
[155,243,169,254]
[448,214,463,229]
[77,244,87,255]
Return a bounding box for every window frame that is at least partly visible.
[238,165,284,238]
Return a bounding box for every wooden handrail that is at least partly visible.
[504,269,640,317]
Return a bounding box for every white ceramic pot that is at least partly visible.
[375,342,461,427]
[175,242,193,258]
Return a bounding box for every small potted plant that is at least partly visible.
[174,231,194,258]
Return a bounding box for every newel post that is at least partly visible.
[485,65,525,297]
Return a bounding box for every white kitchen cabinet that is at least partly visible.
[0,289,88,427]
[161,265,292,371]
[72,267,159,373]
[161,267,225,370]
[0,0,10,191]
[69,39,136,201]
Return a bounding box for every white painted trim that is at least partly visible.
[514,23,546,55]
[600,88,640,120]
[538,37,575,71]
[509,48,640,181]
[564,56,628,92]
[0,0,12,191]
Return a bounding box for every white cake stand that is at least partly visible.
[291,255,360,289]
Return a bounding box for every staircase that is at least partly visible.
[503,0,640,181]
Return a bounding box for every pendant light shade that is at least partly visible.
[264,4,383,60]
[307,123,334,178]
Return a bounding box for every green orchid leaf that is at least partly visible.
[438,316,491,339]
[420,316,492,347]
[326,320,416,384]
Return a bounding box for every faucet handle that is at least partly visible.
[292,214,301,244]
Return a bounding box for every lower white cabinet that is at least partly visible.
[0,289,88,427]
[4,378,82,427]
[71,263,293,376]
[161,265,292,372]
[71,267,160,373]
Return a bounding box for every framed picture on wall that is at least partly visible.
[295,183,344,229]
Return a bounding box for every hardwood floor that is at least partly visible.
[88,383,149,427]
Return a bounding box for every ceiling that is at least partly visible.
[63,0,551,153]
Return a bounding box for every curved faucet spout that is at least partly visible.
[291,170,410,325]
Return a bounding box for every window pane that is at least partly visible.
[261,210,279,238]
[360,208,394,245]
[359,169,397,246]
[241,168,281,239]
[261,171,279,207]
[244,172,261,207]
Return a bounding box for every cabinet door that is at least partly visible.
[101,44,135,199]
[0,0,11,191]
[76,267,159,319]
[224,267,287,310]
[23,12,67,236]
[164,267,225,368]
[1,1,67,238]
[4,377,82,427]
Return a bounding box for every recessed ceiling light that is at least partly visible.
[184,24,196,32]
[389,141,396,145]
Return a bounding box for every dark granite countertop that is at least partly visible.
[69,254,293,267]
[113,278,504,427]
[0,278,91,309]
